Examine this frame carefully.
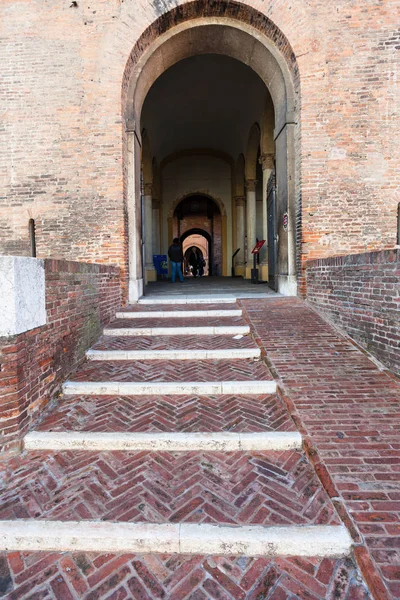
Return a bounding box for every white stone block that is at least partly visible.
[0,256,46,336]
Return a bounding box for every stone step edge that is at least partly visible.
[138,296,236,305]
[86,348,261,361]
[24,431,301,452]
[0,521,352,557]
[115,309,242,319]
[62,380,277,396]
[103,326,250,337]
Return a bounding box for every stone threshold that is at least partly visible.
[62,380,277,396]
[0,520,352,557]
[116,309,242,318]
[103,325,250,336]
[24,430,301,452]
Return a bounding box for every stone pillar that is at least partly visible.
[234,196,246,277]
[152,200,160,255]
[126,122,144,303]
[245,179,257,279]
[143,183,156,283]
[259,153,275,281]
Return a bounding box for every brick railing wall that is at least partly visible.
[0,260,121,454]
[306,249,399,376]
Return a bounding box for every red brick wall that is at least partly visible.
[306,250,400,375]
[0,260,121,454]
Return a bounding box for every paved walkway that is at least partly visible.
[242,297,400,600]
[0,295,386,599]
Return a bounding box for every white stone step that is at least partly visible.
[62,380,276,396]
[138,296,236,305]
[103,325,250,336]
[115,309,242,319]
[0,520,352,557]
[24,431,301,452]
[86,348,260,361]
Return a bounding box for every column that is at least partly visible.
[234,196,246,277]
[259,153,275,281]
[245,179,257,279]
[152,200,160,255]
[126,121,144,303]
[143,183,156,283]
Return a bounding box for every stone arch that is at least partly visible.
[123,0,300,299]
[168,192,226,220]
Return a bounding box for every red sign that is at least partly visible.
[251,240,266,254]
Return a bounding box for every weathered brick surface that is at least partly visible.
[0,260,121,454]
[70,358,272,383]
[36,393,294,434]
[0,449,340,526]
[0,552,371,600]
[242,297,400,598]
[306,249,400,375]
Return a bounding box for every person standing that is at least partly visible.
[168,238,184,283]
[188,247,199,277]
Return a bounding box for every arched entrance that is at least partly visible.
[173,196,222,277]
[182,228,212,277]
[123,1,299,301]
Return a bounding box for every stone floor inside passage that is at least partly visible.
[0,286,399,599]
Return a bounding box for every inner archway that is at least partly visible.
[123,2,299,301]
[182,228,212,277]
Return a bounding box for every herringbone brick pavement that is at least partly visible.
[107,316,245,329]
[92,335,256,352]
[0,450,340,526]
[242,298,400,599]
[0,551,371,599]
[36,394,294,434]
[70,360,272,383]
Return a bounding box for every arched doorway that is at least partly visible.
[182,228,212,277]
[173,197,221,277]
[123,1,299,301]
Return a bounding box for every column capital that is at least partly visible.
[143,182,153,196]
[259,153,275,171]
[245,179,257,192]
[234,195,246,207]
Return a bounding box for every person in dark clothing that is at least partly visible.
[188,247,199,277]
[168,238,184,283]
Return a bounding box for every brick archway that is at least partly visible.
[123,1,300,301]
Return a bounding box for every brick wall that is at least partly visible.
[0,260,121,454]
[306,250,400,375]
[1,0,398,287]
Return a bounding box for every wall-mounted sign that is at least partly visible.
[251,240,266,254]
[283,213,288,231]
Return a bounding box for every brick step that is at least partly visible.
[120,302,239,312]
[63,380,277,396]
[69,358,271,383]
[35,394,293,434]
[86,348,261,360]
[115,309,243,319]
[0,520,352,558]
[0,550,371,599]
[24,431,302,452]
[1,450,340,528]
[104,324,250,336]
[92,333,257,351]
